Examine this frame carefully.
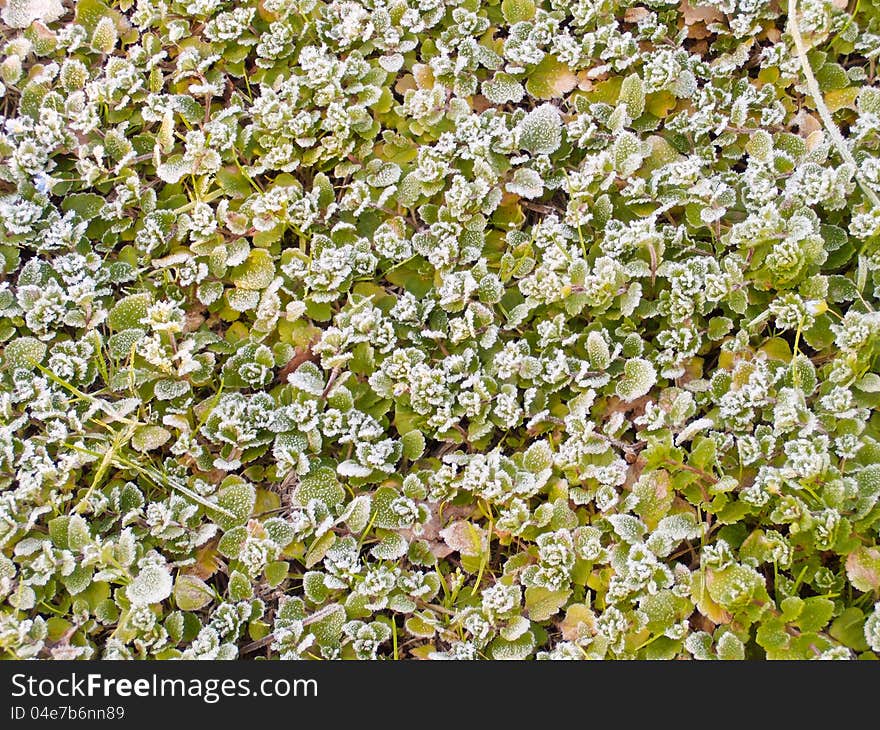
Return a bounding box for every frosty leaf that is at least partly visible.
[156,156,192,184]
[231,248,275,290]
[706,564,763,610]
[654,513,702,542]
[489,631,536,659]
[854,373,880,392]
[228,570,252,600]
[370,532,409,560]
[501,0,535,23]
[303,571,329,604]
[264,517,296,548]
[127,565,173,606]
[586,331,610,370]
[613,131,649,177]
[371,486,405,529]
[4,337,46,369]
[211,476,256,530]
[859,87,880,115]
[62,565,93,596]
[619,73,645,119]
[378,53,404,73]
[715,632,745,660]
[309,604,346,645]
[745,130,774,162]
[337,460,373,477]
[1,0,65,28]
[606,514,647,543]
[217,526,247,558]
[67,514,91,551]
[287,361,325,396]
[684,631,714,660]
[130,425,171,452]
[523,440,552,472]
[482,73,525,105]
[518,104,562,155]
[854,465,880,519]
[616,357,657,402]
[337,494,372,533]
[91,16,117,53]
[154,379,190,401]
[506,168,545,199]
[292,467,344,509]
[108,293,151,331]
[501,615,531,640]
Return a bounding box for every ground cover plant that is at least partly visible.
[1,0,880,661]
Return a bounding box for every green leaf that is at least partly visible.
[130,425,171,453]
[846,546,880,592]
[829,607,869,651]
[292,467,345,510]
[525,56,577,100]
[401,430,426,461]
[231,248,275,290]
[264,560,289,588]
[525,586,570,621]
[173,574,213,611]
[108,293,151,331]
[3,337,46,369]
[211,476,256,530]
[61,193,105,219]
[304,531,336,569]
[616,357,657,402]
[619,73,645,119]
[501,0,535,22]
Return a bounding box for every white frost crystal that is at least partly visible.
[616,358,657,402]
[517,103,563,155]
[1,0,65,28]
[126,565,173,606]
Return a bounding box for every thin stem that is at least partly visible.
[788,0,880,210]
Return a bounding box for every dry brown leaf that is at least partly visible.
[560,603,597,642]
[400,503,472,559]
[680,0,724,38]
[439,519,487,557]
[624,6,651,23]
[681,0,724,25]
[794,109,822,137]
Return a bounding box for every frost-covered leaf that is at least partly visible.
[518,104,562,155]
[616,357,657,402]
[130,425,171,452]
[127,565,173,606]
[1,0,65,28]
